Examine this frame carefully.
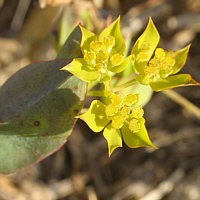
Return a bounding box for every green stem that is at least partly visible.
[113,78,138,92]
[87,90,110,97]
[162,89,200,119]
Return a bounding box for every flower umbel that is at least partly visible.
[79,93,156,156]
[61,17,131,83]
[131,18,199,91]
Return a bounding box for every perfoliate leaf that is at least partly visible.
[150,74,200,92]
[0,26,87,173]
[79,100,110,132]
[109,55,131,73]
[61,58,100,82]
[99,16,126,55]
[122,118,156,149]
[167,45,190,75]
[103,124,122,156]
[79,25,97,54]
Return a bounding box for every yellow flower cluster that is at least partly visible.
[105,93,144,132]
[134,41,176,82]
[83,36,124,75]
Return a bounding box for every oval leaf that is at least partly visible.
[0,75,86,173]
[0,59,72,121]
[0,26,87,173]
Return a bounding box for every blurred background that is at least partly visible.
[0,0,200,199]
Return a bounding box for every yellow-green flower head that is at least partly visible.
[61,16,131,83]
[130,18,198,91]
[134,45,198,90]
[79,92,156,156]
[144,48,176,81]
[103,93,141,131]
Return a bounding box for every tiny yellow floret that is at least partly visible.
[123,94,138,106]
[109,93,122,106]
[97,51,108,63]
[105,104,118,117]
[110,54,124,66]
[90,41,103,51]
[131,106,144,119]
[112,116,124,129]
[120,106,130,119]
[155,48,165,59]
[128,119,140,133]
[84,51,96,63]
[104,35,115,48]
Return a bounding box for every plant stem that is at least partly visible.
[87,90,110,97]
[113,78,138,92]
[162,89,200,119]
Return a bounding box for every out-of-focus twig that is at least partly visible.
[162,89,200,120]
[10,0,31,33]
